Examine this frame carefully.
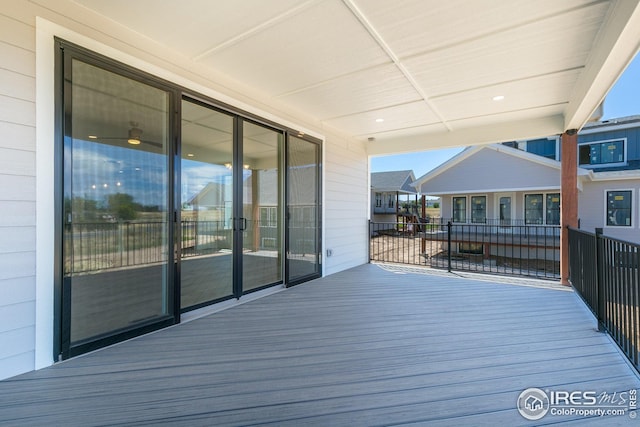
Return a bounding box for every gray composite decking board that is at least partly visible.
[1,264,640,426]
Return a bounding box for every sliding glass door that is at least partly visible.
[61,55,175,356]
[286,135,321,284]
[57,41,322,358]
[180,100,235,308]
[241,121,283,293]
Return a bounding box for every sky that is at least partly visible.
[370,53,640,180]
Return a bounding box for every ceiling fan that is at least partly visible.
[97,122,163,148]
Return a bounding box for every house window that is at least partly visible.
[471,196,486,223]
[579,139,625,166]
[499,196,512,224]
[525,194,543,224]
[375,193,382,208]
[606,190,632,227]
[387,194,395,208]
[458,243,483,255]
[545,193,560,225]
[453,196,467,223]
[260,206,278,227]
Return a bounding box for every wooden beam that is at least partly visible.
[560,130,579,285]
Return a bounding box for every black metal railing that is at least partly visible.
[569,227,639,370]
[65,220,279,274]
[369,218,561,279]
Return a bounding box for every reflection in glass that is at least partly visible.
[65,59,171,344]
[242,121,283,292]
[180,100,234,308]
[287,136,320,281]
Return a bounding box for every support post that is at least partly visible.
[421,195,426,254]
[595,227,605,332]
[560,130,579,285]
[447,221,452,273]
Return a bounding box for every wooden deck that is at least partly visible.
[1,264,639,426]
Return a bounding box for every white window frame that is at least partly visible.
[578,138,627,169]
[523,192,560,225]
[470,194,487,224]
[604,188,634,228]
[374,192,382,208]
[452,195,468,223]
[495,192,515,225]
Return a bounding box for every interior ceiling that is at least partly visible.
[69,0,640,155]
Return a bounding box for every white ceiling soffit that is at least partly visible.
[71,0,640,155]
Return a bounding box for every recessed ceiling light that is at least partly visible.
[88,135,98,139]
[375,118,384,123]
[187,153,194,157]
[492,95,505,101]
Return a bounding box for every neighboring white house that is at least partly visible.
[413,116,640,243]
[370,170,417,222]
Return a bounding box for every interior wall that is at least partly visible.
[0,2,370,380]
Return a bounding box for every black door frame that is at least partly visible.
[55,39,180,359]
[55,39,323,361]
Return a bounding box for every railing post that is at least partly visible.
[595,227,605,332]
[368,220,371,263]
[447,221,452,273]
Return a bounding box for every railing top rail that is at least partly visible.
[567,227,595,238]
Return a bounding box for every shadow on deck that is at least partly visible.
[0,264,639,426]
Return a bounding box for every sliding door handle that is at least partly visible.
[233,217,248,231]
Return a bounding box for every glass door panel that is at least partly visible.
[241,121,283,292]
[64,58,172,347]
[287,135,321,283]
[180,100,234,308]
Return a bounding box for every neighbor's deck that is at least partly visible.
[0,264,639,426]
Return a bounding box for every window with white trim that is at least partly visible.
[524,194,543,225]
[606,190,632,227]
[260,206,278,228]
[525,193,560,225]
[545,193,560,225]
[471,195,486,223]
[579,139,625,167]
[375,193,382,208]
[452,196,467,223]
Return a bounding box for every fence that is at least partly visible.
[369,218,561,279]
[568,227,639,370]
[65,220,272,274]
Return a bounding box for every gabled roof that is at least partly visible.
[412,144,590,195]
[371,170,416,194]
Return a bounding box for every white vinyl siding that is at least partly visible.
[420,148,560,194]
[324,131,368,275]
[0,8,37,380]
